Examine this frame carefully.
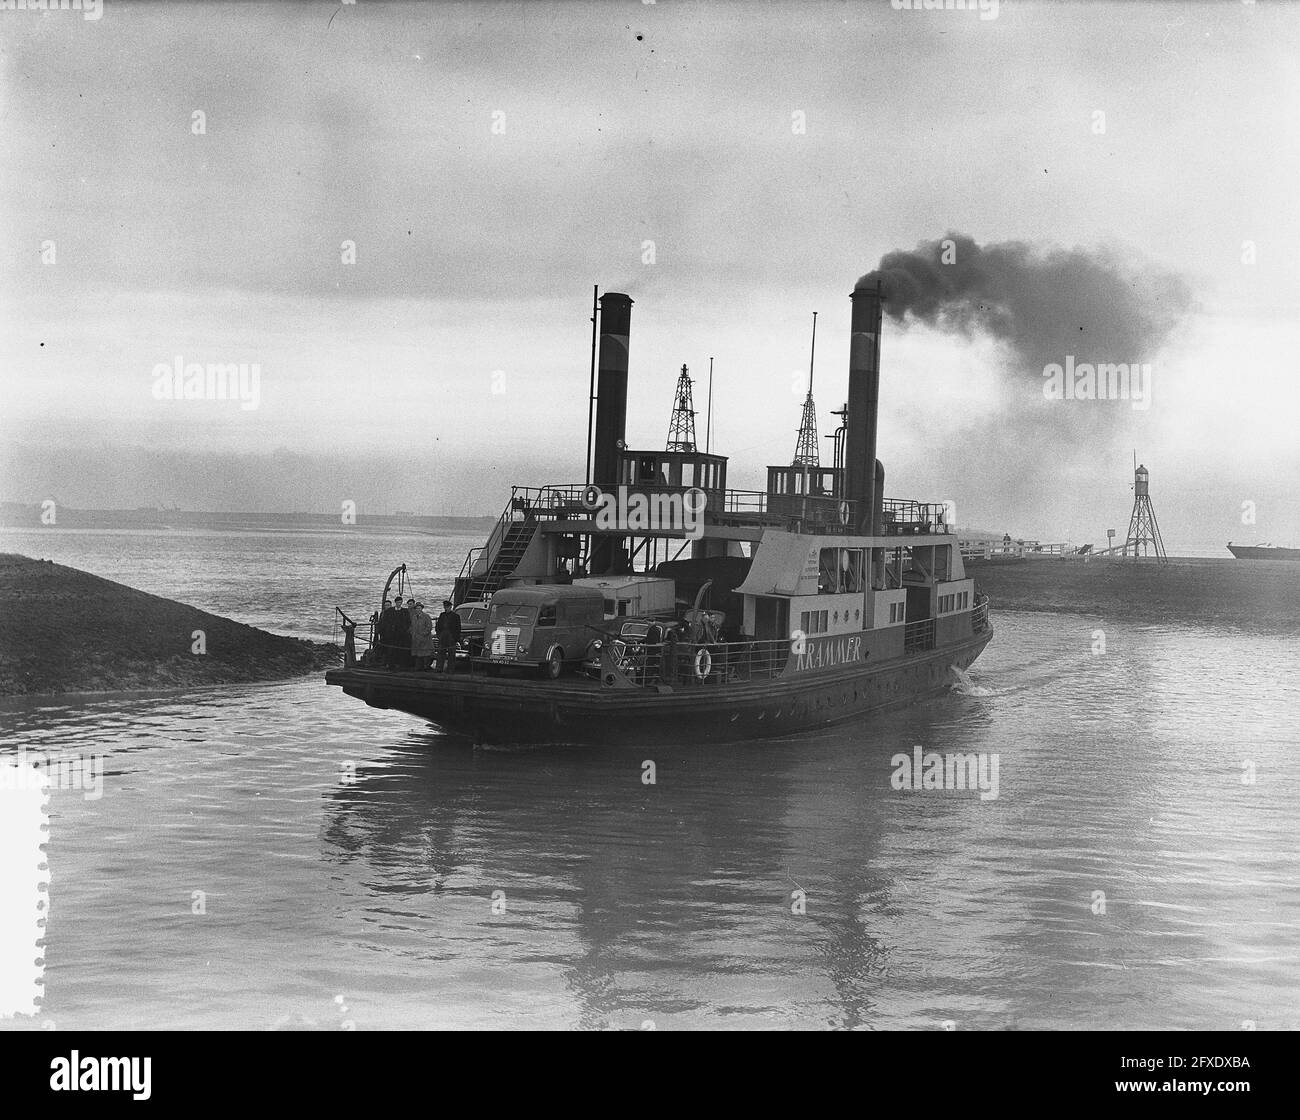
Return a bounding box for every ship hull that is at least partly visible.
[1227,544,1300,561]
[325,628,993,746]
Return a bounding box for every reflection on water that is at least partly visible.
[3,609,1297,1030]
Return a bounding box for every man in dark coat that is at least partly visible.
[434,599,462,673]
[377,598,396,666]
[391,596,412,668]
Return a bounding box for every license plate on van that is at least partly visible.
[489,626,521,660]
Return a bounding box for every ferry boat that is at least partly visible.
[325,277,992,745]
[1227,542,1300,562]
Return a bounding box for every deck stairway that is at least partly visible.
[463,519,538,601]
[454,488,586,605]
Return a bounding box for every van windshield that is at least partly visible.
[489,603,538,626]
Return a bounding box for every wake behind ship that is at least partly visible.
[326,276,993,745]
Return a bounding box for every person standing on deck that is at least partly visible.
[392,596,411,668]
[377,598,397,667]
[434,599,461,673]
[411,601,435,670]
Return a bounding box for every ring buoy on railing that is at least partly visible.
[693,646,713,682]
[838,500,851,526]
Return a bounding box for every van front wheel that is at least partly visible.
[543,648,565,680]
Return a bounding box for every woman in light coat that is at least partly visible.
[411,602,436,670]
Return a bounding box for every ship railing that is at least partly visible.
[971,599,990,634]
[530,484,591,515]
[903,617,935,653]
[334,605,390,669]
[881,499,951,536]
[606,636,793,687]
[485,484,956,537]
[756,492,864,531]
[721,489,769,515]
[458,545,486,582]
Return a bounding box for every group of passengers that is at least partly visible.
[376,596,462,671]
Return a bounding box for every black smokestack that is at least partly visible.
[858,232,1193,390]
[845,277,883,533]
[593,293,632,488]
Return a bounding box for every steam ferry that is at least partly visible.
[325,277,992,745]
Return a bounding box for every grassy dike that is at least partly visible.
[0,553,338,696]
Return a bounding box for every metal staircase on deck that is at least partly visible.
[464,520,537,601]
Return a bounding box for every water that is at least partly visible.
[2,528,1298,1030]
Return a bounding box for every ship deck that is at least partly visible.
[324,625,993,745]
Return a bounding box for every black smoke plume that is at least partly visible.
[857,232,1194,377]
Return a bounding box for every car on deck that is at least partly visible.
[454,599,492,658]
[582,617,670,675]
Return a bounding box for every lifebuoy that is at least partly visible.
[838,500,851,526]
[694,647,712,681]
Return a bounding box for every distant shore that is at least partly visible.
[0,553,337,696]
[0,503,496,534]
[972,555,1300,633]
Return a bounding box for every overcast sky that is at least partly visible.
[2,0,1297,551]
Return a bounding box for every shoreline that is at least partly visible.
[0,553,338,697]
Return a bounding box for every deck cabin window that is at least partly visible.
[841,549,864,592]
[818,549,837,593]
[800,609,829,635]
[819,547,865,593]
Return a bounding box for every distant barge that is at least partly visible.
[1227,542,1300,562]
[326,276,992,745]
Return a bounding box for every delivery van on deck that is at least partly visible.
[484,585,606,679]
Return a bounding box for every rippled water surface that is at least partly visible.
[2,529,1298,1029]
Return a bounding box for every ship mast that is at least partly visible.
[665,364,698,453]
[792,312,821,512]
